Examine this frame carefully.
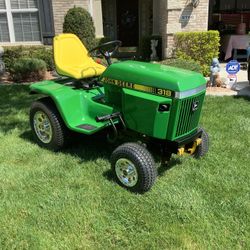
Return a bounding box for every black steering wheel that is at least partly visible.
[89,40,122,65]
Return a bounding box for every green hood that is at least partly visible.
[102,61,206,92]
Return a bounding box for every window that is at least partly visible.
[0,0,41,43]
[0,13,10,42]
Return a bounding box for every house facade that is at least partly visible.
[2,0,246,59]
[0,0,210,57]
[52,0,210,58]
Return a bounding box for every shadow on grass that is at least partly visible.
[20,129,180,185]
[157,158,182,177]
[20,129,120,184]
[234,95,250,102]
[20,130,114,161]
[102,169,116,183]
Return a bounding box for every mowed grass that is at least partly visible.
[0,85,249,249]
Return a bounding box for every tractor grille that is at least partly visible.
[175,93,205,138]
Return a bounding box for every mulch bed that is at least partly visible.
[0,71,55,85]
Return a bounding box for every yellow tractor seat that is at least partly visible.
[53,34,106,79]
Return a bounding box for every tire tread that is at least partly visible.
[111,143,157,193]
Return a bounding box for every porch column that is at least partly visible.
[91,0,104,38]
[152,0,160,35]
[165,0,182,58]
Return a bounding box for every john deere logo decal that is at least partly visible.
[101,77,172,97]
[192,101,199,111]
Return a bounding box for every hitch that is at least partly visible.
[188,138,202,154]
[177,138,202,156]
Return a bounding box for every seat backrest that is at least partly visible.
[54,34,94,69]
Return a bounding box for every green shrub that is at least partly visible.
[174,30,220,76]
[63,7,96,50]
[11,58,47,82]
[29,47,54,71]
[3,46,54,72]
[2,46,23,72]
[139,35,162,61]
[160,58,202,73]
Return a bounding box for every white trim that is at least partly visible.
[5,0,15,42]
[11,8,38,13]
[0,41,42,46]
[175,85,207,99]
[89,0,93,16]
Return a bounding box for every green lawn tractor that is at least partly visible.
[29,34,209,193]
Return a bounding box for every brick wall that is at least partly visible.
[180,0,209,32]
[52,0,89,34]
[164,0,210,57]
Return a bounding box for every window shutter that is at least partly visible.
[38,0,54,45]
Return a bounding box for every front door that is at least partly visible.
[116,0,139,47]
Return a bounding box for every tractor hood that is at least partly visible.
[101,61,206,98]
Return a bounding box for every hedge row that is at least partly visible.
[174,30,220,76]
[3,46,54,72]
[11,58,47,82]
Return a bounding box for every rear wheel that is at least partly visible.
[194,128,209,158]
[30,98,67,151]
[111,143,157,193]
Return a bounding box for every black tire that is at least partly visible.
[30,98,68,151]
[110,143,157,193]
[194,128,209,158]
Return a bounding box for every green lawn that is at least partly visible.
[0,85,250,249]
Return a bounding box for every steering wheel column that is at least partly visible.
[89,40,122,66]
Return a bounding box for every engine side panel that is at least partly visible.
[122,88,172,139]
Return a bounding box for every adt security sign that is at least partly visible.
[226,60,240,75]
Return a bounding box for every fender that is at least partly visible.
[30,80,115,134]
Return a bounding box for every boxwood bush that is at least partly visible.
[11,58,47,82]
[63,7,96,50]
[174,30,220,76]
[3,46,54,72]
[29,47,54,71]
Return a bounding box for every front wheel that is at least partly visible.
[194,128,209,158]
[110,143,157,193]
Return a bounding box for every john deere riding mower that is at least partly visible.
[29,34,209,193]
